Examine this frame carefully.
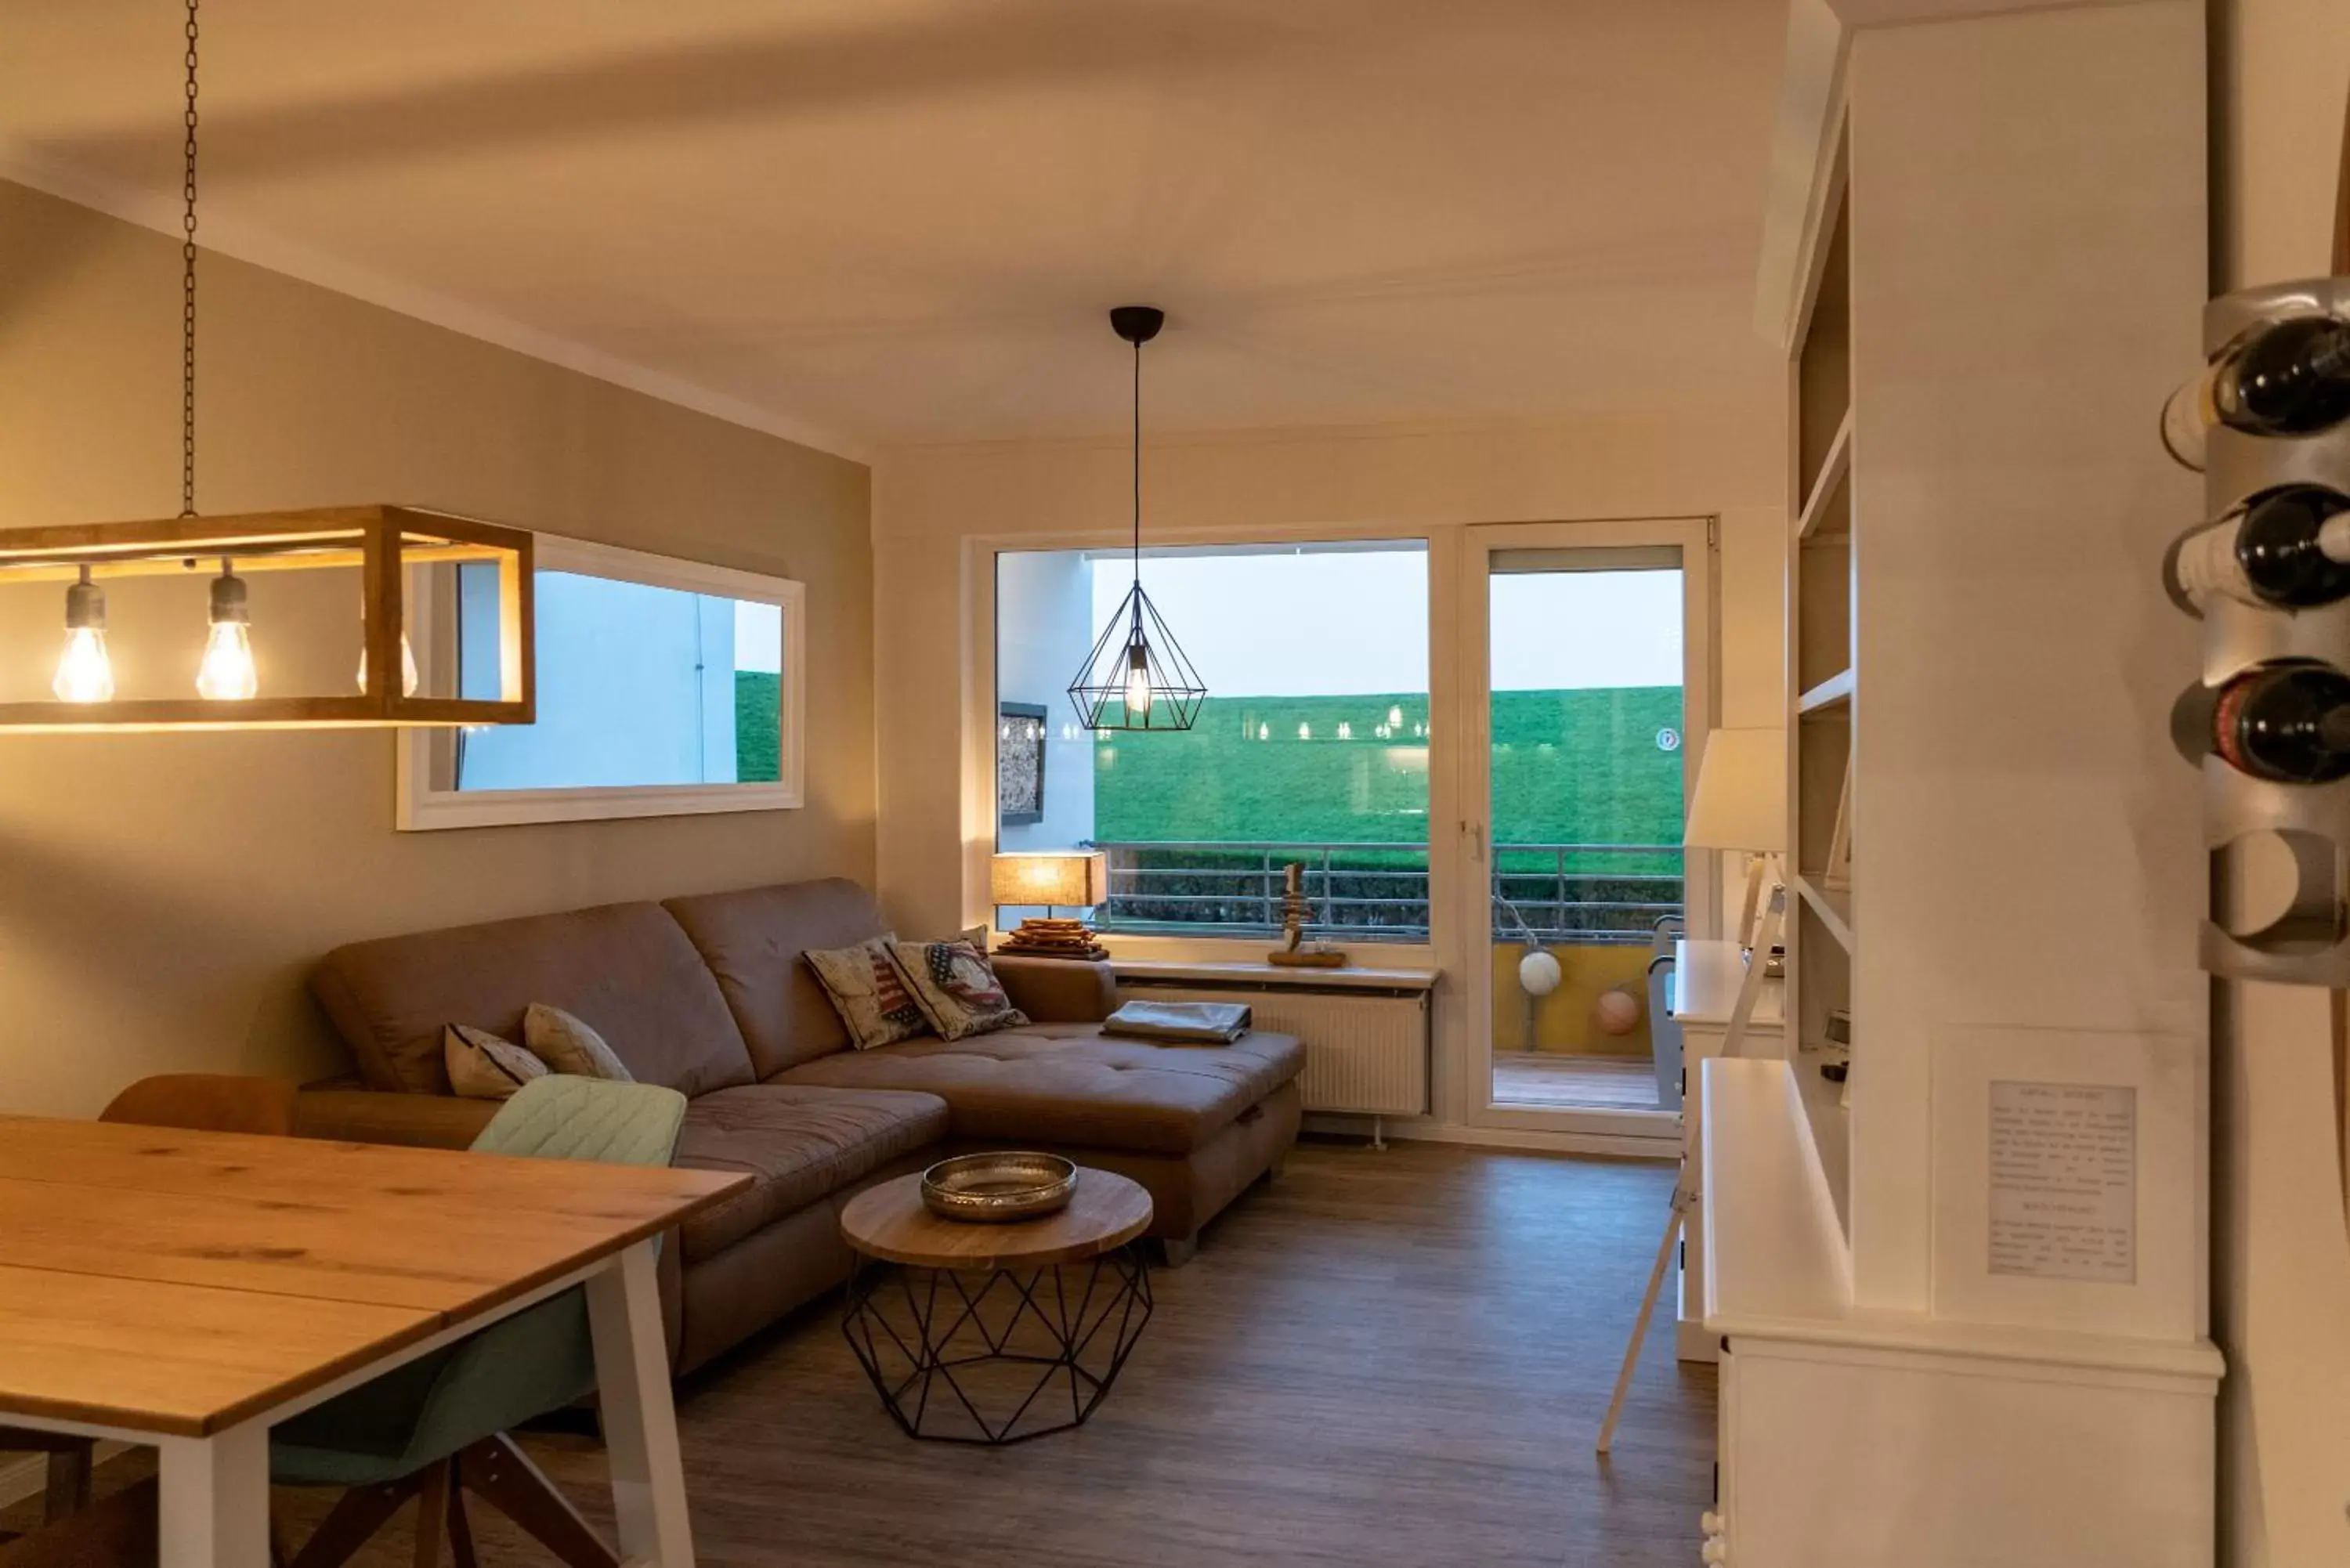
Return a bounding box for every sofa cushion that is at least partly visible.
[671,1084,950,1262]
[522,1003,634,1082]
[443,1024,548,1100]
[312,902,756,1098]
[804,938,932,1050]
[885,939,1028,1042]
[989,956,1119,1024]
[774,1023,1305,1157]
[664,880,891,1077]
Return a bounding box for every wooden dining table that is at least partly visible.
[0,1113,747,1567]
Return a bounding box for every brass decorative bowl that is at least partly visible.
[920,1152,1078,1223]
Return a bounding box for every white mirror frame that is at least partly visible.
[396,534,805,831]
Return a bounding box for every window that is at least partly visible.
[994,541,1431,939]
[399,537,803,829]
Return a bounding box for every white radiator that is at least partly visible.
[1119,982,1430,1116]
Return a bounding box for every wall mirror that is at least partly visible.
[397,535,803,829]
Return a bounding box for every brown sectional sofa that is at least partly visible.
[301,877,1303,1374]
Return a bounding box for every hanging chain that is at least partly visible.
[179,0,199,518]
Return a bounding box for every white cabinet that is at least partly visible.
[1702,1060,2220,1567]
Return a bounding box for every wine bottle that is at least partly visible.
[2161,314,2350,470]
[2171,661,2350,783]
[2165,483,2350,611]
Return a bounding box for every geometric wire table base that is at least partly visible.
[842,1246,1153,1444]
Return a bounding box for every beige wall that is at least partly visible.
[0,179,875,1115]
[870,397,1785,1131]
[2213,0,2350,291]
[2207,9,2350,1563]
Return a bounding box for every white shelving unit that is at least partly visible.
[1704,2,2224,1563]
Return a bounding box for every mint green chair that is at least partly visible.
[273,1076,688,1568]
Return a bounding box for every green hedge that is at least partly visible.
[1094,688,1683,869]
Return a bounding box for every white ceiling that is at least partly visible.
[0,1,1791,456]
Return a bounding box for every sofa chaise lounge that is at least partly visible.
[293,877,1303,1374]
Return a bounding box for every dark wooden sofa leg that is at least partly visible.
[1159,1233,1199,1268]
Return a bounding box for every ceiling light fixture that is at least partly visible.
[0,0,537,735]
[1066,306,1206,733]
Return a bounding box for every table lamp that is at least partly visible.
[989,851,1111,959]
[1682,727,1787,951]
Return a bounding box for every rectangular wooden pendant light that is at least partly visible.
[0,504,533,732]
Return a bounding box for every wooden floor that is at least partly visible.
[16,1142,1714,1567]
[1491,1052,1662,1110]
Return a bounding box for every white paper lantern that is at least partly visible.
[1519,948,1562,997]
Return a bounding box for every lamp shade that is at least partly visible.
[990,851,1109,908]
[1683,728,1788,852]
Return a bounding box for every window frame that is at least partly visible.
[976,529,1445,961]
[396,533,805,831]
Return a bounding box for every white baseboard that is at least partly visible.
[1301,1112,1676,1162]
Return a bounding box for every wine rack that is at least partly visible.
[2175,276,2350,985]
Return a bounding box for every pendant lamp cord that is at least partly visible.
[1130,335,1142,629]
[179,0,199,518]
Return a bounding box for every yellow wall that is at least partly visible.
[0,179,874,1115]
[1488,941,1653,1057]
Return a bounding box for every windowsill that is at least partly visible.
[1110,955,1439,992]
[1087,928,1436,968]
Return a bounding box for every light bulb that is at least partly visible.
[52,567,114,703]
[1123,646,1153,717]
[197,562,258,701]
[197,621,257,700]
[355,634,421,698]
[53,629,114,703]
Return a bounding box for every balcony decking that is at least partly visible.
[1491,1052,1659,1111]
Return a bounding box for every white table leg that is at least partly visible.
[587,1240,693,1566]
[157,1422,269,1568]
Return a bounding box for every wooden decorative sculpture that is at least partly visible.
[1267,862,1347,968]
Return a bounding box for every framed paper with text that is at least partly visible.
[1929,1024,2204,1342]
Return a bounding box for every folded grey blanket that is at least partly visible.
[1101,1000,1253,1045]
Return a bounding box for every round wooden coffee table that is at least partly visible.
[838,1167,1154,1444]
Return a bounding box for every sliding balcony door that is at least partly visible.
[1457,520,1713,1141]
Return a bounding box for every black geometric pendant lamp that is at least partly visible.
[1065,305,1207,733]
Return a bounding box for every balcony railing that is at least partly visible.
[1090,839,1682,944]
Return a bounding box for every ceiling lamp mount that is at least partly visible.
[1108,305,1165,347]
[1066,304,1205,735]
